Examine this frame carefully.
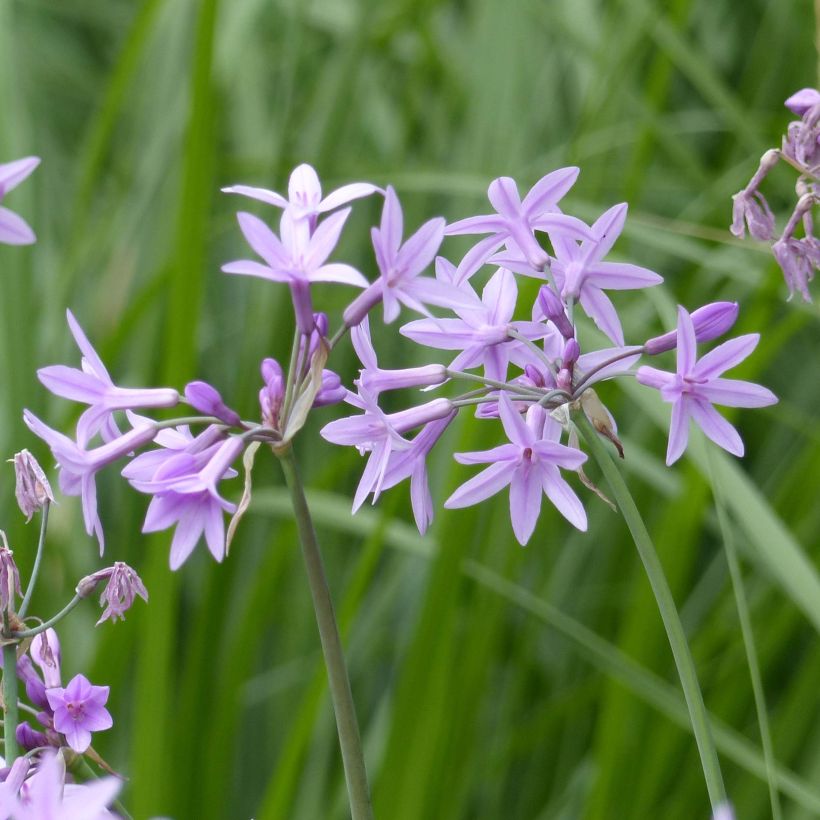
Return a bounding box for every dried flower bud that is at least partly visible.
[12,449,54,521]
[76,561,148,625]
[644,302,739,355]
[0,532,21,614]
[785,88,820,117]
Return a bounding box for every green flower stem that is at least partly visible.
[707,448,782,820]
[13,594,82,639]
[278,446,374,820]
[2,616,18,761]
[575,412,726,809]
[445,368,543,398]
[19,501,50,619]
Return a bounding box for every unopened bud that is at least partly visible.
[0,532,21,614]
[562,338,580,369]
[184,381,242,427]
[12,449,54,522]
[536,286,575,339]
[644,302,739,355]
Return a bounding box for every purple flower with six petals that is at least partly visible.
[45,674,113,753]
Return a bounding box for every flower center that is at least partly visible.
[66,701,86,722]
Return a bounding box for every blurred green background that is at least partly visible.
[1,0,819,817]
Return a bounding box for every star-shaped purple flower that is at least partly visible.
[0,156,40,245]
[636,306,778,465]
[445,394,588,544]
[46,673,113,753]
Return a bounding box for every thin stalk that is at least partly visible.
[13,595,82,639]
[571,347,644,397]
[278,446,374,820]
[707,448,782,820]
[445,368,543,398]
[328,323,350,351]
[19,501,50,618]
[506,328,558,376]
[2,616,18,761]
[574,412,726,809]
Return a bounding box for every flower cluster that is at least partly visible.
[21,162,777,552]
[731,87,820,301]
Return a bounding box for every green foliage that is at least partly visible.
[0,0,818,816]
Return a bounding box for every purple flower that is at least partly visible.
[400,268,549,382]
[446,168,592,281]
[445,394,588,544]
[259,358,285,428]
[636,306,778,465]
[772,235,818,302]
[30,629,62,689]
[730,189,776,241]
[0,750,121,819]
[23,413,158,551]
[223,163,378,230]
[223,208,368,333]
[37,310,179,447]
[0,156,39,245]
[12,449,55,522]
[46,674,113,753]
[130,436,244,569]
[498,203,662,345]
[343,187,469,325]
[76,562,148,625]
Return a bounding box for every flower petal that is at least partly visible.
[521,167,579,216]
[444,460,513,508]
[666,397,691,465]
[693,334,759,380]
[221,184,288,208]
[697,377,777,408]
[0,206,35,244]
[319,182,380,213]
[541,466,587,531]
[689,398,744,456]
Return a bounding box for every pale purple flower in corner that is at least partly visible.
[445,394,588,544]
[37,310,179,447]
[222,208,368,333]
[785,88,820,116]
[12,449,55,522]
[46,674,113,754]
[1,751,121,819]
[446,168,592,281]
[76,562,148,625]
[0,156,40,245]
[223,163,379,231]
[343,186,469,325]
[23,412,159,551]
[636,306,778,465]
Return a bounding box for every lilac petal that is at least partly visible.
[697,378,777,408]
[352,446,383,512]
[447,345,485,372]
[675,306,698,376]
[455,234,506,282]
[445,214,506,236]
[532,440,588,470]
[487,252,545,278]
[221,184,288,208]
[444,460,514,508]
[587,202,627,261]
[410,461,433,534]
[77,405,113,449]
[521,167,580,216]
[541,466,587,530]
[65,309,111,381]
[382,289,401,323]
[400,317,477,349]
[169,511,203,570]
[498,393,532,447]
[288,164,322,211]
[379,186,403,258]
[580,287,625,345]
[454,443,520,464]
[487,177,522,218]
[509,465,543,544]
[203,500,226,562]
[689,398,744,456]
[404,277,478,311]
[531,212,594,242]
[310,263,369,287]
[0,207,35,244]
[693,333,759,380]
[351,316,378,370]
[222,260,292,282]
[0,155,40,192]
[396,217,445,278]
[305,207,351,268]
[319,182,380,213]
[236,212,289,268]
[636,365,674,391]
[584,261,663,290]
[63,723,93,753]
[37,366,106,402]
[666,398,691,465]
[143,495,184,532]
[483,268,517,324]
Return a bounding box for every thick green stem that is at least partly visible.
[19,501,49,619]
[2,616,18,761]
[278,446,374,820]
[575,413,726,809]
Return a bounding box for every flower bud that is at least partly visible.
[12,449,54,522]
[536,286,574,339]
[0,533,21,614]
[184,381,242,427]
[313,370,347,408]
[562,338,580,369]
[260,357,285,428]
[644,302,739,355]
[16,722,50,752]
[785,88,820,117]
